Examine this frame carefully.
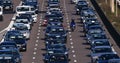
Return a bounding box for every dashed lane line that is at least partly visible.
[32,57,36,60]
[34,48,37,51]
[33,52,37,55]
[71,46,74,48]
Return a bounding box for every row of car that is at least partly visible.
[74,0,120,63]
[42,0,70,63]
[0,0,39,63]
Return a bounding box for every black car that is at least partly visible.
[75,0,88,14]
[44,54,69,63]
[4,30,27,51]
[1,0,13,11]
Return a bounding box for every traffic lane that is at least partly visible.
[0,0,21,31]
[21,0,45,63]
[61,0,91,63]
[87,0,120,56]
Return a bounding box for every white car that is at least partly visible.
[16,5,36,14]
[12,23,30,39]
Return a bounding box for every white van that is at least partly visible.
[16,5,36,15]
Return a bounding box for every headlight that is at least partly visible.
[81,17,83,19]
[15,58,19,62]
[23,34,26,36]
[77,9,79,11]
[46,41,49,44]
[46,33,50,36]
[93,56,98,59]
[56,35,60,37]
[65,52,68,54]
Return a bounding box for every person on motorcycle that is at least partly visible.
[70,19,76,31]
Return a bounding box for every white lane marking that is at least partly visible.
[39,27,41,29]
[35,44,38,46]
[32,62,35,63]
[72,50,75,53]
[68,26,70,28]
[40,19,42,20]
[36,40,39,43]
[34,48,37,50]
[73,55,76,57]
[70,42,73,45]
[38,27,41,29]
[69,32,71,34]
[37,36,40,39]
[33,52,36,55]
[74,60,77,63]
[67,23,69,25]
[33,57,36,59]
[37,33,40,35]
[38,30,41,32]
[70,38,72,41]
[39,24,41,26]
[71,46,74,48]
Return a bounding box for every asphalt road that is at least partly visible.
[1,0,120,63]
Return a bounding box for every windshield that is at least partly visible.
[17,7,29,12]
[16,19,29,23]
[89,29,102,34]
[49,55,67,62]
[93,34,106,39]
[51,28,64,33]
[94,48,112,53]
[95,42,109,46]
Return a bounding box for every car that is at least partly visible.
[1,0,13,11]
[42,14,63,26]
[47,11,63,21]
[43,54,69,63]
[47,3,61,10]
[84,24,104,33]
[87,33,108,44]
[0,49,22,63]
[94,53,120,63]
[14,15,32,30]
[75,0,88,14]
[91,46,116,63]
[80,8,97,21]
[4,30,27,51]
[0,6,3,21]
[46,44,67,51]
[12,23,30,39]
[22,0,39,13]
[90,39,111,49]
[16,13,34,25]
[16,5,36,15]
[45,26,67,41]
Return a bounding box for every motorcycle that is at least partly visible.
[70,25,75,32]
